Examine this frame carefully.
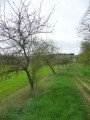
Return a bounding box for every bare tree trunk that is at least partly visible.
[25,69,34,91]
[49,64,56,75]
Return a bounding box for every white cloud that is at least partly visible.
[44,0,89,54]
[0,0,89,55]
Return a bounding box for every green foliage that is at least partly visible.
[0,68,89,120]
[30,56,45,83]
[77,41,90,65]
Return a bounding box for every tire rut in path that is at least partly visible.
[77,71,90,82]
[70,69,90,103]
[70,69,90,104]
[73,77,90,104]
[74,73,90,91]
[73,68,90,82]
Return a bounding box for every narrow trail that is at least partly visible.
[70,68,90,104]
[77,71,90,82]
[74,73,90,91]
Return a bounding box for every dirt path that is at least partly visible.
[73,77,90,103]
[77,71,90,82]
[74,73,90,91]
[70,68,90,104]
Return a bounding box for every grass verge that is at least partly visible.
[0,67,89,120]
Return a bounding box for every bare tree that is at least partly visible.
[78,2,90,43]
[33,40,58,75]
[78,3,90,64]
[0,0,54,90]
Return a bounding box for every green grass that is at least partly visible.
[73,73,90,95]
[0,66,58,100]
[37,65,58,79]
[0,68,89,120]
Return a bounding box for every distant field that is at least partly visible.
[0,66,89,120]
[0,65,58,100]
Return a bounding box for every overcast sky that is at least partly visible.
[0,0,89,55]
[42,0,89,55]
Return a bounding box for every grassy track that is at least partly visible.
[0,67,89,120]
[0,66,58,100]
[72,72,90,95]
[70,63,90,117]
[71,63,90,96]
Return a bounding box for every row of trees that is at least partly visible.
[0,39,73,90]
[0,0,56,90]
[0,0,73,91]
